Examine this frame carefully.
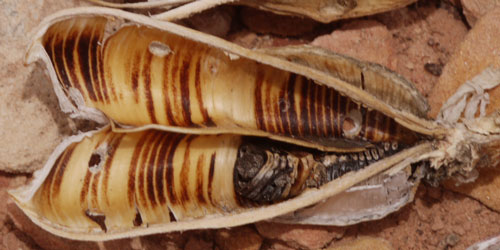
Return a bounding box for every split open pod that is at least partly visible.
[10,7,500,241]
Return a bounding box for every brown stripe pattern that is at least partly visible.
[32,130,241,232]
[253,72,418,145]
[42,17,418,150]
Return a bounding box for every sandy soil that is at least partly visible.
[1,0,499,249]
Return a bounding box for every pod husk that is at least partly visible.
[9,126,433,241]
[26,7,445,151]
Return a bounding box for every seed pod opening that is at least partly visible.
[9,128,432,240]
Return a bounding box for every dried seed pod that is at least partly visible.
[9,128,431,240]
[27,8,443,152]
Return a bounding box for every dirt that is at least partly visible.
[1,0,499,249]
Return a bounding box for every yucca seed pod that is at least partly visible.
[26,8,444,152]
[9,128,432,241]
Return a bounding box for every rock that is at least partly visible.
[427,8,500,212]
[2,231,36,250]
[184,235,213,250]
[376,4,468,96]
[7,202,104,250]
[184,6,234,38]
[444,166,500,212]
[326,237,393,250]
[431,217,445,231]
[255,222,345,249]
[240,7,319,36]
[266,242,296,250]
[311,20,397,70]
[426,186,443,200]
[215,226,262,250]
[428,7,500,118]
[0,0,91,174]
[461,0,500,26]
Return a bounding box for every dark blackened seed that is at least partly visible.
[371,148,379,160]
[85,210,107,232]
[194,55,215,126]
[207,153,216,206]
[166,135,184,205]
[195,155,207,204]
[299,76,310,136]
[77,27,97,101]
[131,51,142,102]
[254,69,265,130]
[133,209,143,227]
[179,60,194,126]
[143,50,158,124]
[179,136,195,205]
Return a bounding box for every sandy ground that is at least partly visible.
[1,0,500,249]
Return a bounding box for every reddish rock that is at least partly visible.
[7,202,138,250]
[240,7,319,36]
[185,6,234,38]
[255,222,345,249]
[376,4,468,96]
[326,237,393,250]
[215,226,262,250]
[427,8,500,212]
[312,20,398,70]
[184,235,213,250]
[266,242,296,250]
[461,0,500,26]
[428,7,500,118]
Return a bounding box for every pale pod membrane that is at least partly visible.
[275,166,419,225]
